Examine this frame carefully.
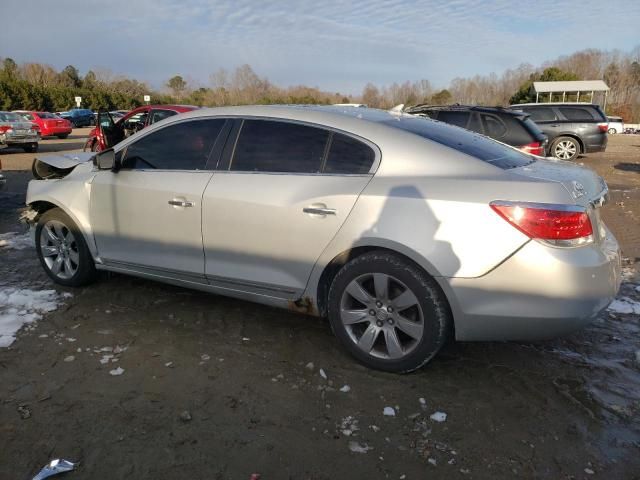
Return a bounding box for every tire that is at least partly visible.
[35,208,97,287]
[327,251,451,373]
[550,136,580,161]
[22,143,38,153]
[608,128,615,134]
[57,134,69,139]
[90,140,100,152]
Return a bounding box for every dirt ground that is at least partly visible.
[1,134,639,480]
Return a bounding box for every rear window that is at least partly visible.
[559,107,598,121]
[522,117,544,136]
[38,112,58,119]
[380,116,533,169]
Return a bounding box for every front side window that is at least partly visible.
[324,133,375,174]
[122,119,224,170]
[231,120,329,173]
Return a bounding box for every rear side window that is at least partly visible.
[122,119,224,170]
[149,109,177,125]
[324,133,375,174]
[435,111,470,128]
[480,114,507,139]
[380,116,533,169]
[18,112,34,121]
[521,107,557,122]
[559,107,597,121]
[232,120,329,173]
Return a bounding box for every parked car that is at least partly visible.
[0,157,5,190]
[59,108,95,128]
[84,105,198,152]
[27,106,620,372]
[509,103,608,161]
[405,105,548,156]
[606,116,624,134]
[14,111,72,139]
[0,111,39,152]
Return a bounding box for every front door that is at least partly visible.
[202,119,377,298]
[90,118,228,281]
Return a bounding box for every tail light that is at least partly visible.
[519,142,545,156]
[0,125,12,134]
[31,123,40,133]
[491,201,593,247]
[598,123,608,133]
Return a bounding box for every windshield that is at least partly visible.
[380,115,534,169]
[0,112,24,122]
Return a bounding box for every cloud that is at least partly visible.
[1,0,638,93]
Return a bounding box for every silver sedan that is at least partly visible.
[26,106,621,372]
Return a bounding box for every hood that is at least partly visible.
[32,152,95,180]
[511,158,607,208]
[34,152,95,169]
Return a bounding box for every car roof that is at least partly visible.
[510,102,600,107]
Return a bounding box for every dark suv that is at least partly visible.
[405,105,548,156]
[60,108,95,128]
[509,103,608,160]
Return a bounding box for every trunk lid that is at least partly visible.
[511,158,607,208]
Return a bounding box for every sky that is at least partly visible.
[1,0,639,94]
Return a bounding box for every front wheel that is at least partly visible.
[608,128,616,134]
[551,136,580,160]
[57,134,69,139]
[35,208,97,287]
[328,251,451,373]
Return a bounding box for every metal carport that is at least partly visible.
[532,80,610,109]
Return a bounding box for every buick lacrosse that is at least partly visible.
[26,106,621,372]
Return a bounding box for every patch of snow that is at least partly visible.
[0,288,65,348]
[100,354,114,364]
[607,297,640,315]
[305,362,314,371]
[348,441,372,453]
[430,411,447,422]
[109,367,124,376]
[200,354,210,361]
[340,385,351,393]
[319,368,327,380]
[63,355,75,362]
[584,468,594,475]
[383,407,396,416]
[419,397,426,406]
[0,231,33,250]
[428,458,437,466]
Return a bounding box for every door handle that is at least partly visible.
[168,199,195,207]
[303,205,336,216]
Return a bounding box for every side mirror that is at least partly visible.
[95,149,116,171]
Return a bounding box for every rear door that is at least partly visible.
[90,118,228,280]
[201,118,377,298]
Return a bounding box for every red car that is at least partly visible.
[14,111,72,139]
[85,105,198,152]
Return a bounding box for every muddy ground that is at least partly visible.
[1,134,639,479]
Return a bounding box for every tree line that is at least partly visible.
[1,46,639,121]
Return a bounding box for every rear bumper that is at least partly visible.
[0,173,6,190]
[42,127,72,137]
[445,225,621,341]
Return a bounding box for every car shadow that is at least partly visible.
[614,162,640,174]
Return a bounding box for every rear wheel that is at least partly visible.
[551,136,580,160]
[608,128,615,134]
[22,143,38,153]
[328,251,451,373]
[35,208,97,287]
[57,134,69,139]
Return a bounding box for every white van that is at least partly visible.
[607,116,624,134]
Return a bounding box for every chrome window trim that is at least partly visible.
[490,200,587,213]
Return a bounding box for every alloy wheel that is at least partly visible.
[554,140,577,160]
[340,273,424,360]
[40,220,79,280]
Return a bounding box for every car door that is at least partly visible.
[201,118,377,299]
[520,106,562,140]
[90,118,229,281]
